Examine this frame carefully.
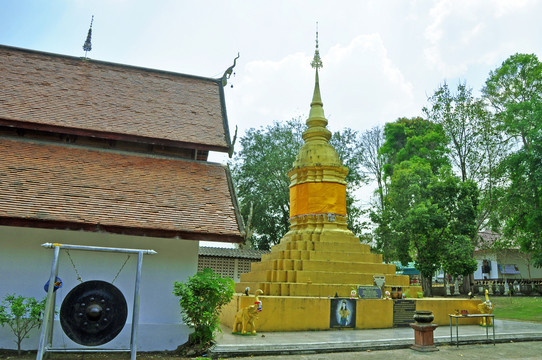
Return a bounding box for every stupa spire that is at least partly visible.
[310,24,323,71]
[304,24,329,143]
[288,27,347,219]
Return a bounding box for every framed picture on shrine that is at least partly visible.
[330,298,356,328]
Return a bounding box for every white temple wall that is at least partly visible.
[474,251,542,280]
[0,225,198,351]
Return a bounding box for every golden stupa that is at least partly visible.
[221,33,481,331]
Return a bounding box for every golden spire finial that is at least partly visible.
[311,22,323,70]
[306,22,325,133]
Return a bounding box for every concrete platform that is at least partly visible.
[210,320,542,358]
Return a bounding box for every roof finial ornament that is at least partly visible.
[222,52,240,87]
[310,22,323,70]
[83,15,94,58]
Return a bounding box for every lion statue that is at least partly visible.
[233,289,263,334]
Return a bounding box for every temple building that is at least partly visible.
[0,45,243,351]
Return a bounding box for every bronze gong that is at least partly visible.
[60,280,128,346]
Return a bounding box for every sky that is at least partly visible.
[2,1,542,246]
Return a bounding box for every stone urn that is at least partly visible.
[411,310,438,352]
[413,310,434,324]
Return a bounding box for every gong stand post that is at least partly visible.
[130,251,143,360]
[36,243,156,360]
[36,245,60,360]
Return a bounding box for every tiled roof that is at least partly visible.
[0,45,231,152]
[475,231,519,252]
[199,246,269,259]
[0,138,243,242]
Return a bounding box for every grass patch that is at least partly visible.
[492,296,542,323]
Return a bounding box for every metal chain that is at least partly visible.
[66,249,130,284]
[112,254,131,284]
[65,250,83,283]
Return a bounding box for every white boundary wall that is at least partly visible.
[0,225,198,351]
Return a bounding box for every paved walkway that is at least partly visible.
[210,320,542,358]
[222,341,542,360]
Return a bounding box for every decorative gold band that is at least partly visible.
[289,182,346,217]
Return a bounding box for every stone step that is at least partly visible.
[249,259,395,274]
[239,269,408,286]
[301,260,395,273]
[261,250,382,263]
[272,240,372,254]
[235,281,418,297]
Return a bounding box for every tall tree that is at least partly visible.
[231,118,366,250]
[380,117,449,177]
[434,173,479,280]
[483,53,542,150]
[331,128,368,236]
[482,53,542,266]
[423,81,502,292]
[424,82,486,182]
[232,119,303,249]
[380,118,449,295]
[357,126,393,259]
[358,126,386,212]
[380,117,478,295]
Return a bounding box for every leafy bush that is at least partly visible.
[173,268,234,350]
[0,294,46,355]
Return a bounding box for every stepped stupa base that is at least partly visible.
[221,295,482,332]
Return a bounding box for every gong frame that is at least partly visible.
[36,243,157,360]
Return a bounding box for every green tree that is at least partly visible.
[358,126,395,260]
[0,294,46,355]
[387,158,441,277]
[231,119,302,249]
[433,173,479,279]
[380,117,449,177]
[424,82,489,181]
[482,53,542,266]
[423,82,502,291]
[483,53,542,150]
[380,118,450,295]
[172,268,234,351]
[358,126,386,205]
[331,127,368,236]
[380,117,478,295]
[231,118,366,249]
[375,117,449,267]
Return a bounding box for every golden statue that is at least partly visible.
[477,289,494,326]
[232,289,263,334]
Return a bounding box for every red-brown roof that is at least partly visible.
[475,231,519,252]
[0,138,243,242]
[0,45,231,152]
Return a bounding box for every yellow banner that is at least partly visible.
[290,182,346,217]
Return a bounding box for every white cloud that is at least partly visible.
[226,52,312,135]
[323,34,415,129]
[421,0,540,79]
[493,0,536,17]
[424,0,451,44]
[226,32,416,141]
[460,23,485,45]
